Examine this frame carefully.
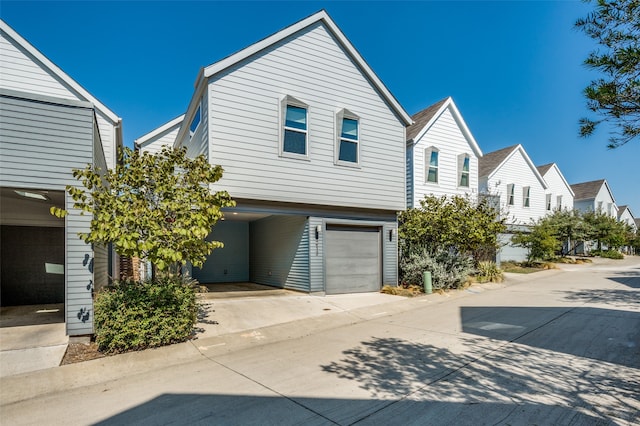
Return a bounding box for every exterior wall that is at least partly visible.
[409,107,479,206]
[542,167,574,213]
[195,22,405,212]
[382,221,398,285]
[194,221,250,283]
[574,199,594,213]
[250,215,309,291]
[594,185,617,217]
[139,124,181,155]
[619,209,636,229]
[485,151,546,226]
[497,233,529,263]
[0,91,97,335]
[308,216,325,293]
[0,26,119,170]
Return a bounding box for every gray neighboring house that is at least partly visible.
[0,20,122,335]
[571,179,618,218]
[139,10,412,294]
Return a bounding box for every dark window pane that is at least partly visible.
[460,172,469,187]
[427,167,438,183]
[190,106,201,135]
[283,129,306,154]
[339,140,357,162]
[285,105,306,130]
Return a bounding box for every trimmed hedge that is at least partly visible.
[94,277,198,354]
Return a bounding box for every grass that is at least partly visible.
[500,261,545,274]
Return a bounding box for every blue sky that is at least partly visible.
[2,1,638,215]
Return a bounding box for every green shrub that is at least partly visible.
[94,277,198,354]
[476,261,504,283]
[592,250,624,259]
[400,250,475,290]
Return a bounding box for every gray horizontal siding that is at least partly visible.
[250,215,309,291]
[0,94,94,190]
[193,221,250,283]
[206,22,406,212]
[382,222,398,285]
[308,217,325,293]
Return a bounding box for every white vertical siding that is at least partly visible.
[206,23,405,211]
[411,108,479,204]
[487,151,546,226]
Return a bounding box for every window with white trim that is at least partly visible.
[597,200,603,212]
[507,184,515,205]
[557,195,563,210]
[458,154,470,187]
[425,147,439,183]
[522,186,530,207]
[546,194,552,211]
[336,109,359,165]
[280,96,308,158]
[189,105,201,139]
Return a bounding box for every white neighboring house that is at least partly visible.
[479,144,548,262]
[405,97,482,207]
[571,179,618,218]
[0,20,122,336]
[617,205,636,255]
[139,10,412,294]
[135,114,184,155]
[536,163,574,213]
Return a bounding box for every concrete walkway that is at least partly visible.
[1,255,638,424]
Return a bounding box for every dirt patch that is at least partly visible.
[60,342,106,365]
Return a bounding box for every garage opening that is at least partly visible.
[325,224,381,294]
[0,188,65,307]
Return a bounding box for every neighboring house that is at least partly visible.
[570,179,618,254]
[536,163,574,213]
[140,10,412,294]
[571,179,617,218]
[0,20,122,336]
[135,114,184,155]
[405,97,482,207]
[479,144,548,262]
[617,205,636,255]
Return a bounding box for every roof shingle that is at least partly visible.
[536,163,554,176]
[570,179,606,201]
[479,144,519,178]
[406,98,448,141]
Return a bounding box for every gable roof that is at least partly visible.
[570,179,616,203]
[536,163,575,197]
[536,163,554,176]
[176,10,412,146]
[406,97,482,157]
[0,19,121,125]
[479,144,547,188]
[135,114,184,149]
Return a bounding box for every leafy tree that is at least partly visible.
[398,194,506,261]
[542,209,592,255]
[52,146,235,271]
[511,220,561,263]
[575,0,640,148]
[582,210,628,250]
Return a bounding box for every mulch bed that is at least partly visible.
[60,342,106,365]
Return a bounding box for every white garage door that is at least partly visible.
[498,233,529,262]
[325,225,381,294]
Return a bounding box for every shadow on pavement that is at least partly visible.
[93,393,609,426]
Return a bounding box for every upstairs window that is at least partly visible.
[557,195,563,210]
[189,105,201,138]
[458,154,470,187]
[336,109,359,165]
[425,147,439,183]
[597,200,603,212]
[546,194,552,211]
[522,186,530,207]
[280,96,308,158]
[507,184,515,205]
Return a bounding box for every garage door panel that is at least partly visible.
[325,226,381,294]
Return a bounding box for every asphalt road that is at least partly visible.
[2,258,639,425]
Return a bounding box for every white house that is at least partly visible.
[618,205,636,230]
[479,144,548,262]
[139,10,412,294]
[405,97,482,207]
[571,179,617,218]
[0,20,122,335]
[135,114,184,155]
[536,163,574,213]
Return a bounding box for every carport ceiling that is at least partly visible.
[0,187,65,227]
[222,212,271,222]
